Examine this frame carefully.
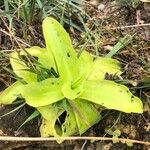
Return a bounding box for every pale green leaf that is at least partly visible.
[61,103,78,137]
[38,100,101,143]
[78,51,93,78]
[10,46,55,83]
[38,103,78,143]
[20,46,54,70]
[42,17,78,82]
[79,80,143,113]
[71,99,101,134]
[0,81,23,104]
[62,81,83,99]
[21,78,64,107]
[10,52,37,83]
[72,51,93,88]
[88,57,122,80]
[38,104,64,137]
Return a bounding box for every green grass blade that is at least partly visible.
[106,35,133,58]
[4,0,13,28]
[0,103,26,119]
[18,110,40,129]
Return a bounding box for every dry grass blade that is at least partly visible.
[0,28,30,47]
[0,103,26,119]
[106,23,150,30]
[0,136,149,145]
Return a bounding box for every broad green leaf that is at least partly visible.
[38,103,78,143]
[38,104,64,137]
[62,81,83,99]
[10,51,37,83]
[39,100,101,143]
[70,99,101,134]
[21,78,64,107]
[0,81,23,104]
[79,80,143,113]
[88,57,122,80]
[40,119,58,137]
[61,103,78,137]
[21,46,54,70]
[42,17,78,82]
[78,51,93,78]
[10,47,55,83]
[72,51,93,88]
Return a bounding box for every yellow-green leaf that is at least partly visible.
[10,47,55,83]
[79,80,143,113]
[23,46,54,69]
[61,104,78,137]
[71,99,101,134]
[21,78,64,107]
[62,82,83,99]
[38,103,78,143]
[42,17,78,82]
[0,81,23,104]
[88,57,122,80]
[10,51,37,83]
[38,105,64,138]
[72,51,93,88]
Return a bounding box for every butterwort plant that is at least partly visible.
[0,17,143,141]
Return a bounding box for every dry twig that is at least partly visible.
[106,23,150,30]
[0,136,149,145]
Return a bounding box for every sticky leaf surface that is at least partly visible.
[80,80,143,113]
[21,78,64,107]
[88,57,122,80]
[0,81,23,104]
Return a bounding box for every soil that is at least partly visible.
[0,0,150,150]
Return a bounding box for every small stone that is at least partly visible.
[98,4,105,11]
